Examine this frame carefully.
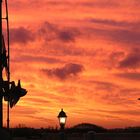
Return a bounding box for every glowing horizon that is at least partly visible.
[2,0,140,129]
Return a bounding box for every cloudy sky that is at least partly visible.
[2,0,140,128]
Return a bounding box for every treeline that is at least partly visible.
[4,124,139,138]
[108,126,140,133]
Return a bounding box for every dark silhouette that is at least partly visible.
[6,124,140,139]
[4,80,27,108]
[71,123,106,133]
[0,0,27,130]
[58,109,67,130]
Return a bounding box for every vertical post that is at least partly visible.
[7,99,9,129]
[0,0,3,128]
[5,0,10,129]
[59,132,67,140]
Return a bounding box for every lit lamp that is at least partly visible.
[58,109,67,130]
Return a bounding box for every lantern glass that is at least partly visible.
[59,117,66,124]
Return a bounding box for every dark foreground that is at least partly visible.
[1,130,140,140]
[12,132,140,140]
[0,126,140,140]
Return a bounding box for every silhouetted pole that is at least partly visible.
[0,0,3,128]
[5,0,10,129]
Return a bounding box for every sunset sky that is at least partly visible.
[2,0,140,129]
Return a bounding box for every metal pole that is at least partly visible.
[0,0,3,128]
[5,0,10,129]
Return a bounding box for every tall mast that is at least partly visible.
[0,0,3,128]
[0,0,27,129]
[5,0,10,129]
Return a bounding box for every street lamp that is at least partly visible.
[57,109,67,130]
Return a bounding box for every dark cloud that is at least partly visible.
[119,53,140,69]
[58,31,76,42]
[113,29,140,45]
[87,27,140,45]
[42,63,84,80]
[38,22,57,36]
[38,21,79,43]
[10,27,35,44]
[81,18,140,47]
[107,51,125,68]
[9,21,78,45]
[115,72,140,81]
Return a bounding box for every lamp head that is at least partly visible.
[58,109,67,129]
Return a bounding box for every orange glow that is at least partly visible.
[2,0,140,129]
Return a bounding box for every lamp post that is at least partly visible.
[57,109,67,130]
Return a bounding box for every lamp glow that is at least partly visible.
[60,117,66,124]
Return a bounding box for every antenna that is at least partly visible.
[0,0,10,129]
[0,0,27,129]
[5,0,10,129]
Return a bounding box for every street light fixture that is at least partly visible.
[57,109,67,130]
